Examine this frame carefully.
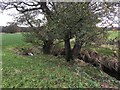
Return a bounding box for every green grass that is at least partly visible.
[97,31,119,56]
[1,33,120,88]
[93,47,113,56]
[84,31,119,57]
[107,31,120,40]
[2,33,26,47]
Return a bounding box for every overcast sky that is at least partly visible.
[0,8,19,26]
[0,13,13,26]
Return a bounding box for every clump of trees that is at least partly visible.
[2,23,20,33]
[0,1,118,62]
[1,23,30,33]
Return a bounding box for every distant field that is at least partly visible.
[2,33,120,88]
[1,33,25,47]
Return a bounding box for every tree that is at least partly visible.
[2,23,20,33]
[1,1,55,54]
[44,2,117,61]
[15,12,54,54]
[0,1,119,61]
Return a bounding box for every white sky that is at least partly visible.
[0,13,13,26]
[0,8,18,26]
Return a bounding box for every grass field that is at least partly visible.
[1,33,120,88]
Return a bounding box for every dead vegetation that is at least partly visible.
[78,49,120,80]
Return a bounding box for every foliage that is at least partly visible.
[2,23,20,33]
[23,32,43,46]
[46,3,101,41]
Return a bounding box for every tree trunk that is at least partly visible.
[72,40,83,59]
[64,34,73,62]
[43,40,53,54]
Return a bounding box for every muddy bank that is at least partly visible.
[78,49,120,80]
[51,47,120,80]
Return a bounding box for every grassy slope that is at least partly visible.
[1,33,120,88]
